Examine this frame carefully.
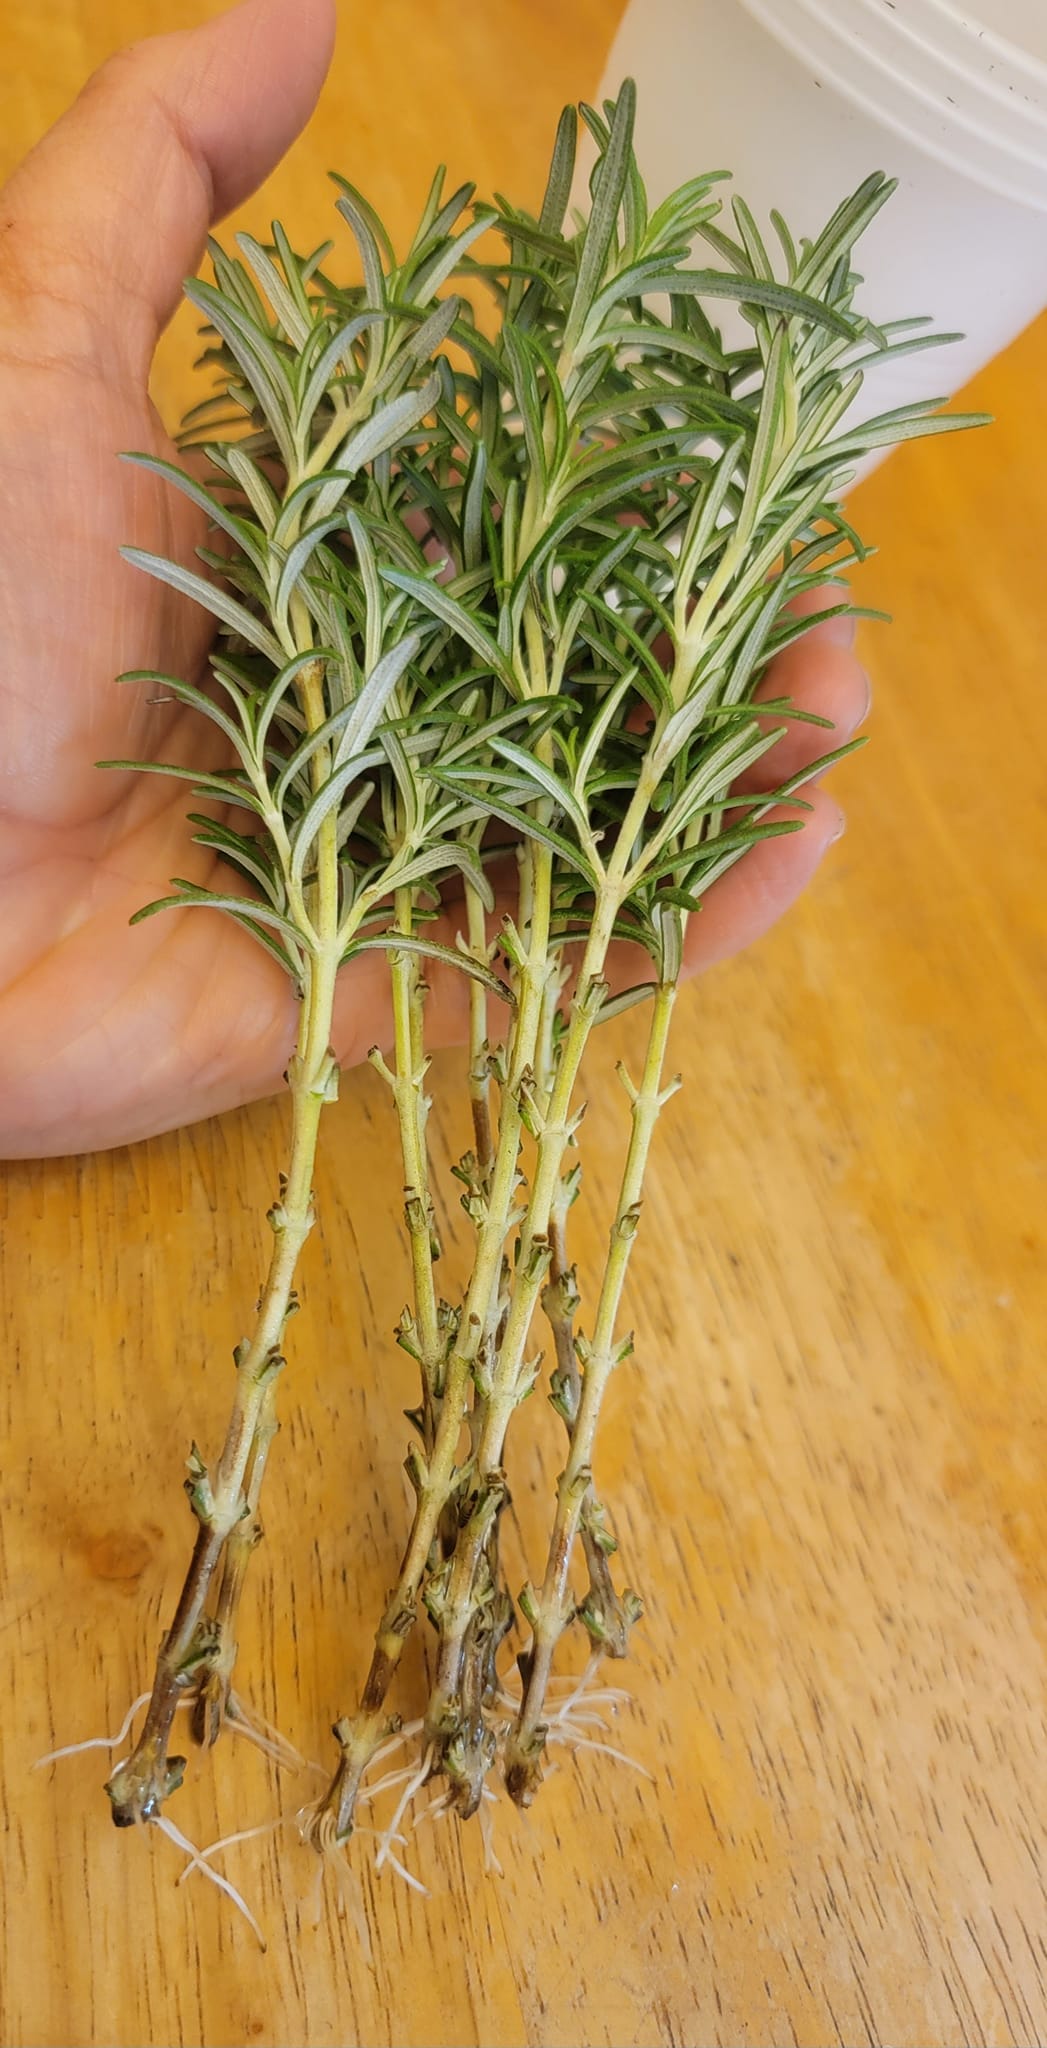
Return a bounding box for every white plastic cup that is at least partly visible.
[589,0,1047,430]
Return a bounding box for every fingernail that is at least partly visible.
[857,667,872,724]
[829,807,847,845]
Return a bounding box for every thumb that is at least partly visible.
[0,0,336,378]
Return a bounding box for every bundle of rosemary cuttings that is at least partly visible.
[100,85,980,1855]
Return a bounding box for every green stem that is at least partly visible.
[383,888,443,1452]
[505,978,678,1803]
[476,894,620,1463]
[465,876,494,1177]
[106,638,342,1825]
[105,951,337,1825]
[543,1182,636,1666]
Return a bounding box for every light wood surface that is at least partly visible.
[2,4,1046,2044]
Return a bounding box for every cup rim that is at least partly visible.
[927,0,1047,87]
[740,0,1047,212]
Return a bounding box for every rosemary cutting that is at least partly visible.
[99,85,983,1844]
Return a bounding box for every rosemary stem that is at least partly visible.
[423,891,622,1769]
[185,637,343,1726]
[192,1372,279,1749]
[105,645,343,1826]
[386,888,442,1448]
[505,977,678,1802]
[543,1163,635,1663]
[104,944,338,1825]
[423,741,670,1783]
[465,876,493,1175]
[312,842,554,1843]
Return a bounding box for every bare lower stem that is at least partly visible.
[382,890,444,1455]
[309,845,553,1844]
[465,876,494,1178]
[543,1208,636,1662]
[505,978,678,1803]
[191,1376,279,1747]
[105,1004,333,1823]
[423,900,621,1769]
[536,973,637,1652]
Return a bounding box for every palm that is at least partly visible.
[0,360,291,1151]
[0,0,864,1159]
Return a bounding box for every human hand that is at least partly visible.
[0,0,868,1158]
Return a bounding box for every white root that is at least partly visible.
[33,1693,194,1770]
[364,1717,424,1773]
[375,1746,434,1871]
[380,1848,430,1896]
[226,1720,300,1771]
[151,1812,267,1949]
[226,1689,324,1776]
[33,1693,152,1768]
[331,1853,375,1965]
[545,1729,653,1778]
[355,1762,420,1807]
[495,1654,646,1780]
[303,1850,326,1931]
[478,1795,504,1878]
[557,1653,606,1713]
[34,1682,320,1778]
[545,1705,623,1731]
[226,1713,311,1776]
[305,1824,375,1967]
[76,1662,644,1943]
[176,1813,294,1883]
[411,1789,453,1833]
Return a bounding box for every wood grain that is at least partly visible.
[1,4,1046,2043]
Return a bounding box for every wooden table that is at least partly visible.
[2,4,1045,2043]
